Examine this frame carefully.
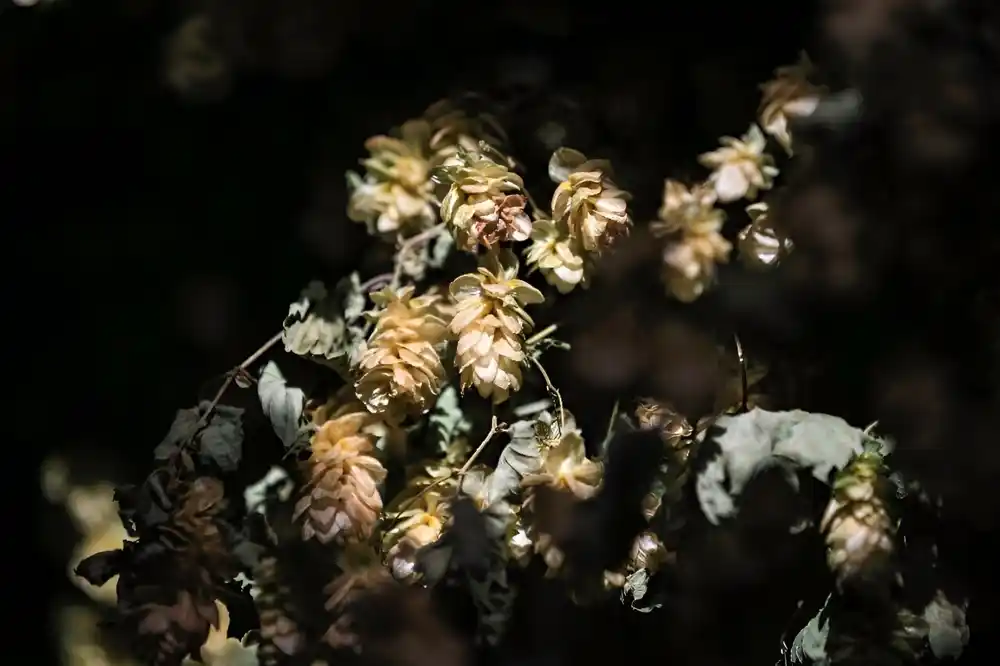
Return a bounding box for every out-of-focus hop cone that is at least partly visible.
[164,14,234,103]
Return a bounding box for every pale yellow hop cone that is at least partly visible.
[355,286,448,420]
[383,488,452,580]
[737,201,793,269]
[699,124,778,203]
[651,180,731,303]
[448,250,544,403]
[524,217,587,294]
[521,412,603,574]
[820,448,895,587]
[294,402,388,544]
[437,152,532,251]
[548,147,632,252]
[348,119,437,236]
[424,99,508,166]
[759,52,823,155]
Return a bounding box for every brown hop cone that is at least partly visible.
[549,148,632,252]
[348,120,437,237]
[437,152,532,251]
[167,477,237,575]
[521,413,602,574]
[135,588,219,666]
[253,555,305,666]
[355,286,449,420]
[821,447,895,588]
[322,545,394,650]
[294,403,388,544]
[737,201,794,269]
[448,249,544,403]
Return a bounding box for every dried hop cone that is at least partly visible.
[437,151,532,251]
[699,124,778,203]
[820,446,895,587]
[295,403,388,544]
[355,286,449,420]
[521,412,603,573]
[549,147,632,252]
[448,249,544,403]
[424,98,508,166]
[524,216,587,294]
[652,180,731,303]
[383,489,451,580]
[759,52,822,155]
[348,120,437,236]
[737,201,793,269]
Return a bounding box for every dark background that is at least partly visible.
[19,1,995,666]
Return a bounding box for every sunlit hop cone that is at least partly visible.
[524,216,587,294]
[758,52,822,155]
[521,412,603,573]
[355,286,449,420]
[651,180,731,303]
[294,403,388,544]
[549,148,632,252]
[348,120,437,237]
[698,124,778,203]
[820,444,895,588]
[737,201,793,269]
[382,488,451,580]
[436,150,532,251]
[448,249,544,403]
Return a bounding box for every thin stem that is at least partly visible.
[734,333,749,413]
[360,273,393,293]
[392,223,447,288]
[529,355,565,432]
[458,415,504,479]
[196,331,284,429]
[525,323,558,347]
[863,420,880,436]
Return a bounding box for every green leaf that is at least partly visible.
[257,361,307,449]
[427,385,472,453]
[282,274,367,379]
[485,416,544,504]
[695,409,867,524]
[790,596,832,665]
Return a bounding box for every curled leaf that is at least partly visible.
[75,549,125,587]
[695,409,867,524]
[282,275,367,378]
[257,361,307,449]
[485,417,544,504]
[154,402,245,472]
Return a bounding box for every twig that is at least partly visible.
[458,415,505,480]
[360,273,393,293]
[197,331,284,428]
[734,333,749,413]
[391,223,447,288]
[605,399,620,443]
[525,323,558,347]
[529,355,565,432]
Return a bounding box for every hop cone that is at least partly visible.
[253,555,305,666]
[448,250,544,403]
[294,403,388,544]
[821,446,895,587]
[550,148,632,252]
[437,153,531,251]
[355,286,448,420]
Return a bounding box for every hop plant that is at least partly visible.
[435,149,531,251]
[699,124,778,203]
[348,120,437,237]
[549,148,632,253]
[355,286,449,420]
[448,250,544,403]
[524,216,587,294]
[382,488,452,580]
[820,444,895,588]
[651,180,731,302]
[424,99,508,166]
[294,402,389,544]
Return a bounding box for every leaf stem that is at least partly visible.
[529,355,565,432]
[458,415,505,479]
[197,331,284,428]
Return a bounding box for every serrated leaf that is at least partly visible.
[485,418,543,504]
[282,275,367,380]
[790,596,832,665]
[257,361,306,449]
[695,409,867,524]
[427,385,472,453]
